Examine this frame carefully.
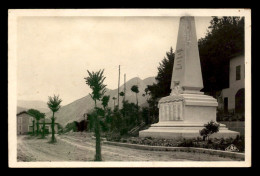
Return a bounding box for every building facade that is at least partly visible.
[37,118,59,134]
[17,111,59,135]
[219,54,245,115]
[17,111,34,135]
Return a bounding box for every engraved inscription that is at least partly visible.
[159,102,184,122]
[175,48,183,70]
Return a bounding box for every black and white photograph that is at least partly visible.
[8,9,251,167]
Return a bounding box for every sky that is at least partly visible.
[17,16,212,105]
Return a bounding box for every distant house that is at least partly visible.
[218,54,245,116]
[17,111,33,135]
[17,111,60,135]
[37,118,59,134]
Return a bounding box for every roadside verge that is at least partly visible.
[104,141,245,160]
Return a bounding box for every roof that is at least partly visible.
[227,52,244,60]
[17,111,28,116]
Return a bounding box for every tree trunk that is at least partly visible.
[42,118,45,138]
[136,93,138,107]
[95,116,102,161]
[32,120,35,135]
[36,120,39,136]
[113,100,115,110]
[51,112,55,142]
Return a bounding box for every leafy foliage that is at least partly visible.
[199,121,220,141]
[27,109,45,136]
[101,95,110,110]
[47,94,62,143]
[107,136,244,153]
[131,85,139,106]
[131,85,139,94]
[47,95,62,113]
[198,16,244,95]
[119,91,125,97]
[84,69,108,161]
[84,69,107,105]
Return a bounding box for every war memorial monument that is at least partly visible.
[139,16,239,139]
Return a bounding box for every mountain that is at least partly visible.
[17,106,27,114]
[46,76,156,127]
[17,100,50,113]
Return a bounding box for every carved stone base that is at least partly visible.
[139,121,239,139]
[139,93,240,139]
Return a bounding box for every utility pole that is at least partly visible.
[123,73,126,117]
[124,74,126,102]
[118,65,120,109]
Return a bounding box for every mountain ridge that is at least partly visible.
[46,76,156,126]
[17,100,49,113]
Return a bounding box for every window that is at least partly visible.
[224,97,228,113]
[236,65,241,80]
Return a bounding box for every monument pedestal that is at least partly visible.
[139,93,239,139]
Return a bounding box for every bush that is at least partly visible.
[177,139,194,147]
[106,132,121,142]
[200,121,220,141]
[120,128,128,136]
[110,136,244,152]
[232,135,245,152]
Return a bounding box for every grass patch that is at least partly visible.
[106,135,245,153]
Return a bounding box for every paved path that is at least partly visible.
[17,135,238,162]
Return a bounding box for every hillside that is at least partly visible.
[46,76,156,127]
[17,106,27,114]
[17,100,49,113]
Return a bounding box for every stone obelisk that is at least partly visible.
[139,16,239,139]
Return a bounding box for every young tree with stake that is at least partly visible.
[47,95,62,143]
[131,85,139,106]
[27,109,44,136]
[84,69,107,161]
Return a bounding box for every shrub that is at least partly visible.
[120,128,128,136]
[200,121,220,141]
[106,132,121,142]
[232,135,245,152]
[177,139,194,147]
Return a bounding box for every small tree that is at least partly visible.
[119,91,125,97]
[112,97,117,110]
[199,120,220,141]
[101,95,110,111]
[131,85,139,106]
[119,91,126,116]
[27,109,44,136]
[40,113,46,138]
[84,69,107,161]
[47,95,62,143]
[32,119,35,135]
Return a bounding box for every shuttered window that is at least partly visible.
[236,65,241,80]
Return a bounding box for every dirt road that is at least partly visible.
[17,134,240,162]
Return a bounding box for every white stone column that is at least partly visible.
[166,104,169,121]
[177,103,180,120]
[179,102,183,120]
[174,103,178,120]
[170,103,173,121]
[161,104,165,121]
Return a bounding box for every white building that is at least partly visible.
[219,54,245,115]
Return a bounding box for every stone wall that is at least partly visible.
[219,121,245,136]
